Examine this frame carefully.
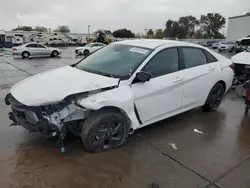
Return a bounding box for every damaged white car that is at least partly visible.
[5,39,234,152]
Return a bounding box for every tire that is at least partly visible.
[81,108,129,152]
[22,51,30,58]
[218,49,222,53]
[51,50,59,57]
[203,82,225,112]
[84,50,89,56]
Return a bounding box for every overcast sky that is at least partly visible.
[0,0,249,33]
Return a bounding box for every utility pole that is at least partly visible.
[88,25,91,38]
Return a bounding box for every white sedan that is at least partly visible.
[12,42,61,58]
[5,39,234,152]
[75,43,106,56]
[218,41,234,52]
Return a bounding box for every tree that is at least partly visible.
[200,13,225,38]
[154,29,164,39]
[12,25,32,31]
[164,20,186,39]
[33,26,48,32]
[147,29,154,36]
[113,29,135,38]
[54,25,71,33]
[178,15,199,38]
[104,30,112,34]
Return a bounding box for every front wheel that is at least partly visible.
[51,50,59,57]
[84,50,89,56]
[203,82,225,112]
[81,109,129,152]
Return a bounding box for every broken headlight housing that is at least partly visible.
[40,100,71,115]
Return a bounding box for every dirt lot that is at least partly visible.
[0,47,250,188]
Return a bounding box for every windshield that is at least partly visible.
[76,44,152,78]
[85,43,93,47]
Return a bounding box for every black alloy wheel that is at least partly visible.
[203,82,225,112]
[81,109,129,152]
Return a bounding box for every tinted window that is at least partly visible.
[182,48,207,68]
[36,44,45,48]
[202,49,218,63]
[240,39,250,46]
[26,44,37,48]
[143,48,178,78]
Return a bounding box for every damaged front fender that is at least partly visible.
[79,86,141,130]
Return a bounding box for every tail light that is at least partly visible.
[12,48,17,51]
[230,63,235,71]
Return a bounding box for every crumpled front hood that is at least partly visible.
[11,66,119,106]
[232,52,250,65]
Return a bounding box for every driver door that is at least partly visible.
[35,44,50,56]
[131,48,183,125]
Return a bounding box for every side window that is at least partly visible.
[202,49,218,63]
[182,48,207,68]
[36,44,45,48]
[26,44,36,48]
[143,48,179,78]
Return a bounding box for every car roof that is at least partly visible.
[115,39,200,49]
[236,37,250,41]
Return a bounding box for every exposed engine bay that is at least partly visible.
[5,87,117,150]
[232,63,250,97]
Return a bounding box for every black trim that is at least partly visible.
[178,47,185,70]
[134,104,142,124]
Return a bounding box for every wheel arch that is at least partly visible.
[217,80,226,93]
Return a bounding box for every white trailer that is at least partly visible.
[226,13,250,41]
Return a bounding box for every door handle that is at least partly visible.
[173,77,183,83]
[209,67,215,71]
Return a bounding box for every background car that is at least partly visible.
[235,37,250,53]
[75,43,106,56]
[12,43,61,58]
[212,42,219,49]
[218,41,234,52]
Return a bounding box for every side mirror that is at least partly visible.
[135,71,152,82]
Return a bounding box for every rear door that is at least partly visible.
[179,47,220,110]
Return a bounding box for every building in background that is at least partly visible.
[1,30,93,46]
[226,13,250,41]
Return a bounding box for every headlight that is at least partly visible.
[41,100,70,115]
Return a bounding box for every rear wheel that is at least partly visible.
[81,108,129,152]
[22,51,30,58]
[84,50,89,56]
[203,82,225,112]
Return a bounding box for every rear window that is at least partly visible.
[202,49,218,63]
